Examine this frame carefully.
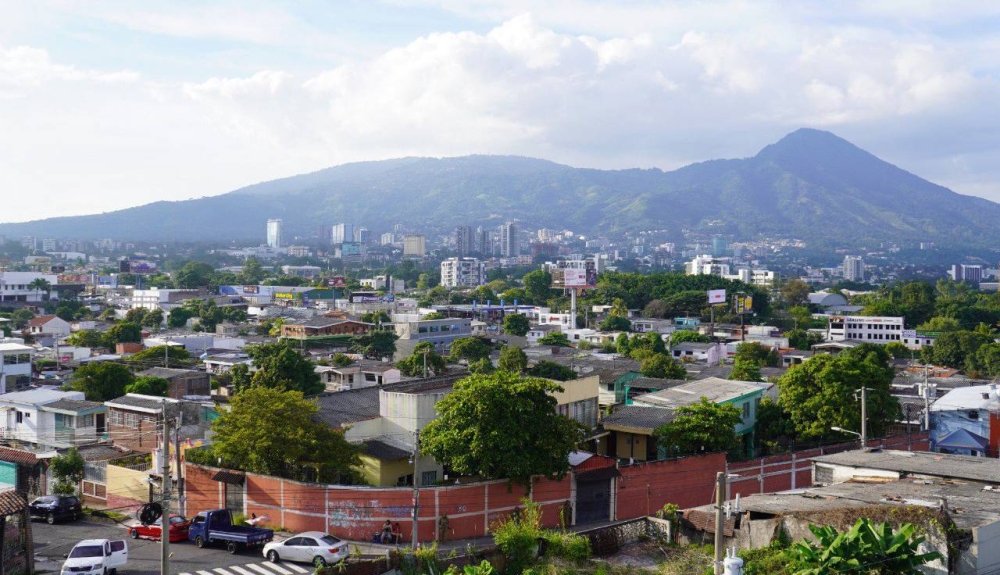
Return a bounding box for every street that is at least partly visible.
[31,517,303,575]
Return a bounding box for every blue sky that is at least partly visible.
[2,1,999,222]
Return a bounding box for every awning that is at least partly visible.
[575,466,621,482]
[211,470,245,485]
[936,428,989,451]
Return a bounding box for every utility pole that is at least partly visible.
[160,404,171,575]
[860,386,867,449]
[173,422,184,516]
[411,433,420,548]
[163,337,169,368]
[422,348,428,378]
[713,472,725,575]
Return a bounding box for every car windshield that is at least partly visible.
[69,545,104,558]
[35,496,58,504]
[320,535,342,545]
[169,516,187,524]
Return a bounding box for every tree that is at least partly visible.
[786,519,941,575]
[210,387,361,482]
[50,448,85,495]
[669,331,710,346]
[777,344,900,439]
[448,337,492,364]
[27,278,52,301]
[656,398,742,456]
[527,360,578,381]
[243,342,324,395]
[141,308,164,329]
[615,332,632,355]
[174,261,215,289]
[125,345,192,368]
[70,362,134,401]
[331,353,353,367]
[755,397,796,452]
[498,346,528,373]
[599,316,631,332]
[66,330,108,348]
[420,372,585,485]
[733,342,779,368]
[729,358,762,382]
[884,341,910,360]
[921,330,992,369]
[916,316,962,332]
[786,329,822,351]
[789,306,813,329]
[360,310,390,325]
[105,321,142,345]
[502,314,530,337]
[350,330,398,360]
[522,270,554,304]
[168,307,195,328]
[397,342,447,377]
[609,298,629,318]
[780,279,810,307]
[416,273,430,290]
[423,312,446,320]
[239,257,266,284]
[537,332,571,347]
[642,299,669,318]
[468,358,495,375]
[125,376,169,396]
[640,354,687,379]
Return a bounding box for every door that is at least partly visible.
[107,540,128,569]
[576,478,611,524]
[282,537,305,561]
[299,537,319,562]
[224,483,244,515]
[96,413,106,435]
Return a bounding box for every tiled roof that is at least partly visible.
[602,405,675,431]
[137,367,200,379]
[683,508,735,536]
[361,439,411,462]
[314,387,382,427]
[0,447,37,465]
[43,399,105,413]
[76,444,136,462]
[106,394,168,412]
[28,315,58,327]
[0,491,26,515]
[211,470,245,485]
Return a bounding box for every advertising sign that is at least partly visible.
[243,285,260,294]
[708,289,726,304]
[328,276,346,288]
[129,260,157,274]
[350,291,380,303]
[341,242,362,257]
[274,292,294,300]
[119,260,131,273]
[734,294,754,314]
[564,268,587,287]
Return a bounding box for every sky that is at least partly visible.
[2,0,999,223]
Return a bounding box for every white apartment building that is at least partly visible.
[130,288,202,312]
[359,276,406,293]
[827,315,904,343]
[685,255,731,276]
[440,258,486,288]
[0,272,59,303]
[393,316,472,360]
[0,343,34,393]
[280,265,322,278]
[844,256,865,282]
[403,235,426,257]
[725,268,778,287]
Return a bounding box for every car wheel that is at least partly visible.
[226,541,238,554]
[110,569,117,575]
[73,512,79,521]
[313,556,327,568]
[130,528,139,539]
[195,536,205,548]
[267,550,279,563]
[46,513,55,525]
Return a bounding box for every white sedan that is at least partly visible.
[263,532,347,568]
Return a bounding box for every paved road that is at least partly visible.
[31,518,294,575]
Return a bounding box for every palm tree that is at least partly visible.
[27,278,52,302]
[610,298,629,318]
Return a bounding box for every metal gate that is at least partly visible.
[0,462,17,492]
[225,483,244,515]
[576,479,611,524]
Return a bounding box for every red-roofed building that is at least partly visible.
[27,314,70,337]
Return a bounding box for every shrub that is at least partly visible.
[492,500,543,574]
[544,531,591,562]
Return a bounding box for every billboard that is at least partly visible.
[341,242,362,257]
[328,276,346,288]
[708,289,726,304]
[243,285,260,294]
[564,268,588,287]
[734,294,754,314]
[129,260,158,274]
[119,260,131,273]
[274,292,295,300]
[551,260,598,289]
[350,292,394,303]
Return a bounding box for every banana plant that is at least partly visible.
[786,518,941,574]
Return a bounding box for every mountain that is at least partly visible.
[4,128,998,249]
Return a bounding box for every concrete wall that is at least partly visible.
[106,464,151,512]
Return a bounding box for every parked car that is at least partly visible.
[188,509,273,554]
[61,539,128,575]
[29,495,82,524]
[263,531,347,568]
[129,514,191,542]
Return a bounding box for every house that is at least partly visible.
[551,375,600,429]
[779,349,814,368]
[929,384,1000,457]
[27,315,71,338]
[135,367,211,399]
[203,352,252,375]
[526,324,558,345]
[0,389,105,449]
[669,341,725,364]
[599,405,677,462]
[315,362,402,392]
[105,394,208,453]
[393,316,472,360]
[280,317,372,341]
[0,343,33,394]
[631,318,674,335]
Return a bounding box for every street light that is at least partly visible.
[830,426,862,439]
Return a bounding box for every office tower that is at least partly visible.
[843,256,865,282]
[331,223,354,245]
[499,222,519,257]
[403,235,426,257]
[266,219,283,249]
[476,226,493,256]
[454,225,474,256]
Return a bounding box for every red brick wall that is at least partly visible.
[615,453,726,520]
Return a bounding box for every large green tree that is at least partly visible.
[125,376,169,397]
[125,345,192,369]
[210,387,360,482]
[521,270,555,304]
[105,321,142,345]
[242,342,324,395]
[537,332,571,347]
[70,362,134,401]
[497,346,528,373]
[527,360,577,381]
[780,279,810,307]
[448,337,492,364]
[777,344,900,439]
[420,372,585,485]
[656,398,742,456]
[350,330,398,360]
[502,314,530,337]
[921,330,993,369]
[174,261,215,289]
[50,448,85,495]
[397,342,448,377]
[640,354,687,379]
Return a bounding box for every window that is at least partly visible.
[15,411,22,424]
[285,537,304,546]
[742,402,750,420]
[124,412,139,429]
[77,414,94,428]
[421,470,437,485]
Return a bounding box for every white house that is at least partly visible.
[27,315,71,338]
[0,343,33,394]
[670,342,726,364]
[0,388,105,449]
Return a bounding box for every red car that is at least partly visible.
[129,515,191,542]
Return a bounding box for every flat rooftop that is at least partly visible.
[812,450,1000,484]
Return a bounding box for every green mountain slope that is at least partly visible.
[3,129,996,248]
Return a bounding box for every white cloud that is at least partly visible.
[1,4,999,223]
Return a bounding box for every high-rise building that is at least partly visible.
[499,222,519,257]
[950,264,984,285]
[440,257,486,288]
[454,226,474,256]
[266,219,283,249]
[41,238,57,252]
[843,256,865,282]
[380,232,395,245]
[476,227,494,256]
[354,227,372,244]
[331,223,354,245]
[711,237,727,257]
[403,235,426,257]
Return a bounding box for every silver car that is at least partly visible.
[262,531,346,568]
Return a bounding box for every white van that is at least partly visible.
[61,539,128,575]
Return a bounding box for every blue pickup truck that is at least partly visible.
[188,509,274,554]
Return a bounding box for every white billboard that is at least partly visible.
[564,269,588,287]
[708,289,726,304]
